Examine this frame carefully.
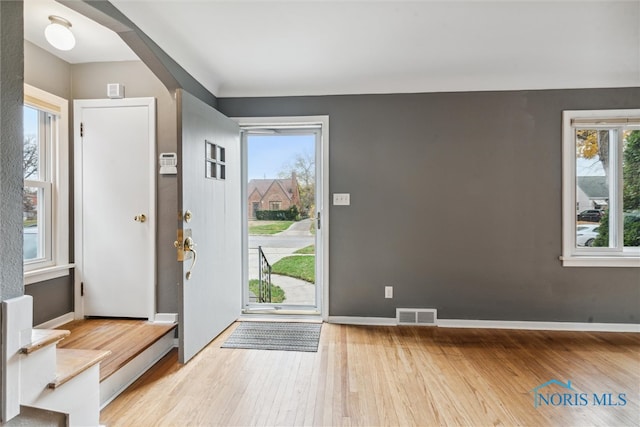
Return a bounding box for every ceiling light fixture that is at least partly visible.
[44,15,76,51]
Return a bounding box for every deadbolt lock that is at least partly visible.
[174,229,192,261]
[184,210,192,223]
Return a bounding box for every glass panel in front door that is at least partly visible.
[246,133,316,307]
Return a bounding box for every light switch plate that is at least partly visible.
[333,193,350,206]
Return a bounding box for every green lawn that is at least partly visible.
[272,256,315,283]
[248,279,286,303]
[249,221,293,235]
[294,245,315,254]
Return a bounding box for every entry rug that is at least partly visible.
[221,321,322,352]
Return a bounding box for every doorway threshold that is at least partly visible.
[240,312,323,323]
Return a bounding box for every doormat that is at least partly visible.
[221,322,322,352]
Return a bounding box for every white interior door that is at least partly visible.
[75,98,156,319]
[177,90,241,363]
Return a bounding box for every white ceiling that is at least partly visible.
[25,0,640,98]
[24,0,138,63]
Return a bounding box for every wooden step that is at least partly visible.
[49,348,111,389]
[56,319,177,382]
[20,329,70,355]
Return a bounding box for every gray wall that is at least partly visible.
[0,0,24,420]
[219,88,640,323]
[28,277,73,327]
[24,41,71,99]
[0,0,24,302]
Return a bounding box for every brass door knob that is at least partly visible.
[134,214,147,223]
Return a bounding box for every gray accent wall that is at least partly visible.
[1,0,24,420]
[219,88,640,323]
[0,0,25,302]
[28,277,73,327]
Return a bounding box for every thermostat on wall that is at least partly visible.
[159,152,178,175]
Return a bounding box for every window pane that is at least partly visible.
[623,129,640,247]
[23,187,44,261]
[575,129,611,248]
[23,106,40,180]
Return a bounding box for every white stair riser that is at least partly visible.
[26,364,101,427]
[100,330,175,407]
[19,346,57,405]
[2,295,103,426]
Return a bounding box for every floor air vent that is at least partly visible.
[396,308,437,326]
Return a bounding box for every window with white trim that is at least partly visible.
[23,85,71,283]
[562,109,640,267]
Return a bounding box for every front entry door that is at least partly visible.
[177,90,241,363]
[74,98,156,319]
[238,117,328,317]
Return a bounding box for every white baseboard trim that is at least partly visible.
[34,312,74,329]
[437,319,640,332]
[154,313,178,324]
[327,316,396,326]
[327,316,639,332]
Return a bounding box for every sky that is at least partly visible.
[24,105,38,136]
[247,134,315,181]
[577,157,605,176]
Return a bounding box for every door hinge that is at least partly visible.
[81,282,84,296]
[80,122,84,138]
[317,212,321,230]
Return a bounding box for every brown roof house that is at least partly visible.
[247,173,301,219]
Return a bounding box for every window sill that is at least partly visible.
[24,263,75,285]
[560,256,640,268]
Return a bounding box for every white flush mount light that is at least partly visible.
[44,15,76,51]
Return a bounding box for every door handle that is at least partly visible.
[183,236,197,280]
[134,214,147,223]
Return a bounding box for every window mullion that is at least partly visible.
[605,129,618,250]
[615,128,625,251]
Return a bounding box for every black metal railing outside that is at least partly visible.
[258,246,272,303]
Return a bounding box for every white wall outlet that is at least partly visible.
[385,286,393,299]
[333,193,350,206]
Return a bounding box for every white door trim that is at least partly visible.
[233,116,330,321]
[73,98,157,320]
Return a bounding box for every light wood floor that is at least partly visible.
[101,323,639,426]
[56,318,176,382]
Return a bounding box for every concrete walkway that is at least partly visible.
[247,219,315,305]
[280,218,314,236]
[271,274,315,305]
